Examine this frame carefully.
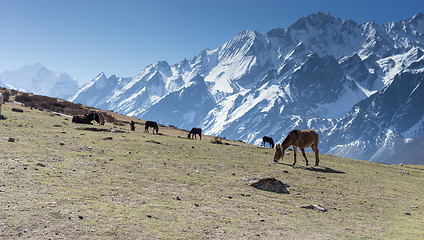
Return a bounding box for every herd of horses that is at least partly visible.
[72,108,321,167]
[71,109,320,167]
[1,90,320,168]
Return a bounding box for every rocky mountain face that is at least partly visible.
[0,63,80,100]
[71,12,424,164]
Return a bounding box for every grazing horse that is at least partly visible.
[72,110,105,125]
[188,127,202,140]
[261,136,274,148]
[145,121,159,134]
[273,129,319,166]
[0,92,3,116]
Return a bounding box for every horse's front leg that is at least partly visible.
[300,148,309,166]
[292,146,297,165]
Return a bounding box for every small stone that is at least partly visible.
[78,216,84,219]
[60,142,65,145]
[176,196,182,201]
[8,138,15,142]
[403,212,411,215]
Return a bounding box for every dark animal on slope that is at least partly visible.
[72,110,105,125]
[145,121,159,134]
[130,120,135,131]
[188,128,202,140]
[261,136,274,148]
[0,92,3,116]
[273,129,320,166]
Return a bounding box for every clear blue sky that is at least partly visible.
[0,0,422,84]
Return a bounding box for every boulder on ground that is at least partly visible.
[249,177,289,194]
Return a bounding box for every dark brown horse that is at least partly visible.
[188,127,202,140]
[145,121,159,134]
[261,136,274,148]
[273,129,319,166]
[72,110,105,125]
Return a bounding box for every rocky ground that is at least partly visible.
[0,101,423,239]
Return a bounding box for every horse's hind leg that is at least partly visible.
[300,148,309,166]
[312,144,319,166]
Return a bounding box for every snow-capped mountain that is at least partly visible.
[0,63,80,100]
[71,12,424,164]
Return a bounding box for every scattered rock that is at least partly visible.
[8,137,15,142]
[403,212,411,215]
[176,196,182,201]
[60,142,65,145]
[301,204,328,212]
[36,163,46,167]
[249,177,289,194]
[103,137,113,140]
[11,108,24,113]
[78,216,84,219]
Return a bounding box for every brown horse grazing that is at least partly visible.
[273,129,319,166]
[145,121,159,134]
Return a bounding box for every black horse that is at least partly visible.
[145,121,159,134]
[72,111,105,125]
[261,136,274,148]
[188,127,202,140]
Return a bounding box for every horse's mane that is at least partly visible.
[282,129,299,145]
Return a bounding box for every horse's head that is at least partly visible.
[187,133,191,139]
[273,144,284,162]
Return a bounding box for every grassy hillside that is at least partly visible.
[1,100,423,239]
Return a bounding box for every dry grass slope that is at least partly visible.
[1,100,423,239]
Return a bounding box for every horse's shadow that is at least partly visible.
[275,162,345,174]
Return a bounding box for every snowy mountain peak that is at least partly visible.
[71,12,424,164]
[0,63,80,100]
